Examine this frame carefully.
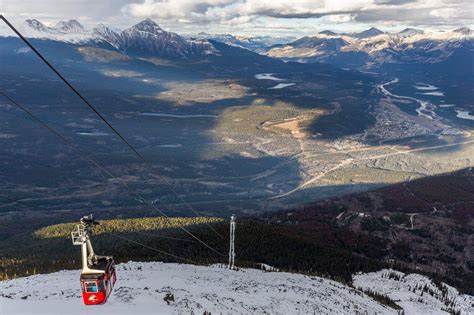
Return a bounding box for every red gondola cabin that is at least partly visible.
[71,215,117,305]
[80,257,116,305]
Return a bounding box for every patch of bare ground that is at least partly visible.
[140,57,181,67]
[261,104,337,140]
[262,115,316,139]
[157,81,250,105]
[77,47,130,63]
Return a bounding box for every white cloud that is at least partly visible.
[122,0,237,22]
[121,0,473,26]
[328,14,355,23]
[429,7,458,18]
[3,0,472,36]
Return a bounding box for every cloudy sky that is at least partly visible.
[2,0,473,36]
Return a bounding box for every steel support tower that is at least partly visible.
[228,215,236,270]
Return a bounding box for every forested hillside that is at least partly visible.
[1,216,385,286]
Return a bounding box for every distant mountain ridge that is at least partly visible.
[354,27,384,39]
[3,19,471,67]
[265,26,473,70]
[2,18,291,58]
[1,17,294,77]
[3,18,218,58]
[25,18,86,34]
[53,20,84,33]
[189,32,295,52]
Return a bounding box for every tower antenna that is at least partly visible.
[228,215,236,270]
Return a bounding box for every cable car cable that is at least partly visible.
[0,91,225,257]
[0,14,224,240]
[0,196,30,210]
[0,91,224,256]
[132,231,198,243]
[109,233,200,264]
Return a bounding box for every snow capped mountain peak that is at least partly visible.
[17,18,92,43]
[130,18,164,34]
[356,27,385,39]
[24,19,51,33]
[54,19,84,33]
[398,28,424,37]
[319,30,338,36]
[118,19,194,57]
[24,19,85,35]
[453,27,471,35]
[93,23,116,35]
[92,24,123,49]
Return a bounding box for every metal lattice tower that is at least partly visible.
[228,215,236,270]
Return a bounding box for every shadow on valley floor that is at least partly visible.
[0,35,472,227]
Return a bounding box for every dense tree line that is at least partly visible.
[1,216,472,295]
[34,216,222,238]
[1,217,384,285]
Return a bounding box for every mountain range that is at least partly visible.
[3,18,294,53]
[5,18,471,69]
[9,18,216,58]
[265,26,473,71]
[190,32,295,52]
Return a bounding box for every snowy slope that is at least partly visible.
[354,269,474,314]
[2,262,473,315]
[0,262,395,315]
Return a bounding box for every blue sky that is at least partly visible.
[2,0,473,36]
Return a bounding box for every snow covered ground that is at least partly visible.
[455,110,474,121]
[254,73,284,81]
[268,83,296,90]
[1,262,472,314]
[1,262,393,315]
[354,269,474,315]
